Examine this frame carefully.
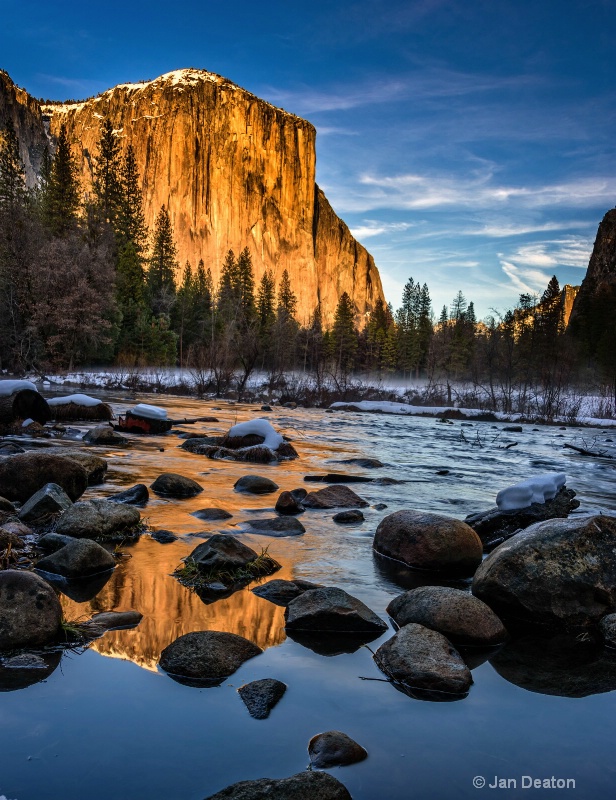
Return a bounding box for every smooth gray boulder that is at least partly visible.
[252,579,322,607]
[302,485,368,509]
[374,509,483,575]
[18,483,73,523]
[204,771,352,800]
[108,484,149,505]
[285,587,388,634]
[238,678,287,719]
[36,538,115,578]
[387,586,507,646]
[55,498,141,540]
[189,535,259,573]
[234,475,279,495]
[151,473,203,498]
[333,510,364,524]
[472,515,616,628]
[83,425,128,446]
[159,630,262,685]
[308,730,368,768]
[374,623,473,695]
[0,570,63,650]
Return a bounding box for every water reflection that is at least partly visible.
[0,650,62,692]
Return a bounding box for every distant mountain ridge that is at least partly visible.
[0,67,385,326]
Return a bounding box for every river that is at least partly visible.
[1,394,616,800]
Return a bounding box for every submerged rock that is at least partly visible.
[241,517,305,537]
[55,498,141,540]
[333,509,365,524]
[302,485,369,509]
[36,537,115,578]
[308,730,368,768]
[374,623,473,696]
[84,610,143,635]
[0,570,63,650]
[151,529,178,543]
[189,535,259,573]
[285,587,388,634]
[150,472,203,498]
[108,484,149,506]
[0,650,62,692]
[83,425,128,446]
[238,678,287,719]
[374,509,483,575]
[204,771,351,800]
[472,515,616,628]
[275,490,305,515]
[0,451,88,503]
[191,508,233,521]
[252,578,321,606]
[18,482,73,523]
[159,630,262,686]
[234,475,279,495]
[387,586,507,646]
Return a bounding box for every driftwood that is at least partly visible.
[0,390,51,425]
[564,442,614,459]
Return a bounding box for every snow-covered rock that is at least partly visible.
[496,473,567,512]
[227,419,284,450]
[0,380,38,397]
[130,403,168,420]
[47,394,102,407]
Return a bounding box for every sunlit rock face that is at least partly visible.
[0,70,48,186]
[34,68,384,326]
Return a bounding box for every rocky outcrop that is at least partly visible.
[1,68,385,326]
[158,630,262,686]
[205,771,352,800]
[568,208,616,328]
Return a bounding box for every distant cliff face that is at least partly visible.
[27,68,384,326]
[0,70,48,187]
[568,208,616,326]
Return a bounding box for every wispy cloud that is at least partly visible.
[350,220,414,239]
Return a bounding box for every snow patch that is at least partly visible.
[47,394,102,408]
[496,472,567,511]
[0,380,38,397]
[21,418,34,427]
[227,418,283,450]
[130,403,168,420]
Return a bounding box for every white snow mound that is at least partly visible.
[0,379,38,397]
[131,403,168,420]
[47,394,102,407]
[227,419,283,450]
[496,472,567,512]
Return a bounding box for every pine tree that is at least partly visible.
[217,250,238,321]
[235,247,256,323]
[277,269,297,320]
[0,120,26,213]
[43,123,80,235]
[257,270,276,330]
[193,260,213,344]
[332,292,358,376]
[93,118,122,223]
[147,205,178,316]
[174,261,194,366]
[117,145,148,255]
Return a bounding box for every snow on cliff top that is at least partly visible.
[41,68,307,123]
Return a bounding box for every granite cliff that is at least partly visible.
[568,208,616,327]
[1,68,385,326]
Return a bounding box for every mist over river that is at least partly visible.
[2,393,616,800]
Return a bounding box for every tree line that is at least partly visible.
[0,117,613,408]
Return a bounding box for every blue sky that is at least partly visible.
[2,0,615,318]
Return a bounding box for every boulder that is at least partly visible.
[55,498,141,540]
[83,425,128,446]
[238,678,287,719]
[0,650,62,692]
[472,515,616,628]
[159,630,262,685]
[304,473,374,484]
[308,730,368,768]
[599,614,616,648]
[0,443,25,455]
[38,533,75,552]
[18,483,73,523]
[0,495,16,512]
[36,538,115,578]
[335,457,384,468]
[42,448,108,485]
[0,452,88,503]
[0,528,25,550]
[275,490,305,515]
[464,487,580,549]
[252,578,321,606]
[0,570,62,650]
[302,485,368,509]
[180,436,224,453]
[285,587,388,634]
[373,623,473,696]
[107,484,150,505]
[150,473,203,498]
[386,586,507,646]
[191,508,233,521]
[242,517,305,537]
[84,610,143,635]
[374,509,483,575]
[189,535,259,573]
[204,771,351,800]
[234,475,279,495]
[333,510,365,524]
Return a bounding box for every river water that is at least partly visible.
[1,395,616,800]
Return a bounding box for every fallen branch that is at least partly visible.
[564,442,614,459]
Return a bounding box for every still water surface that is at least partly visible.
[1,396,616,800]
